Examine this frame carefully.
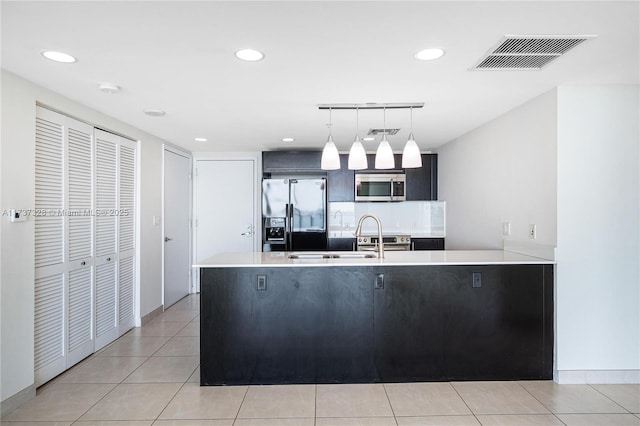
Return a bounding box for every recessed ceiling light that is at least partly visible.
[143,109,166,117]
[235,49,265,62]
[282,138,295,142]
[99,82,120,94]
[363,137,376,141]
[41,50,77,63]
[194,137,208,142]
[414,48,445,61]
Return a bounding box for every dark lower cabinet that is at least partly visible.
[200,264,553,385]
[412,238,445,250]
[327,238,356,251]
[200,267,374,385]
[374,265,553,382]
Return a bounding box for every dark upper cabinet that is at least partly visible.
[327,155,355,202]
[262,151,322,174]
[405,154,438,201]
[264,151,437,201]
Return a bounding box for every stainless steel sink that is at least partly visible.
[331,253,377,259]
[287,253,332,259]
[287,252,377,260]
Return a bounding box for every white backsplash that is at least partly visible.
[328,201,446,238]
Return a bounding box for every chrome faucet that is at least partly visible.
[333,210,343,228]
[355,214,384,259]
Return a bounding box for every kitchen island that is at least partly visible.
[196,250,554,385]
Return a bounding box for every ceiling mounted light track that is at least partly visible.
[318,102,424,110]
[318,102,425,170]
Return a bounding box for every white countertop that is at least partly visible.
[194,250,554,268]
[328,230,445,239]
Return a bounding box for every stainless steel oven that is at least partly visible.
[355,173,406,202]
[356,234,412,251]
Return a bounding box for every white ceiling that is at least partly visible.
[2,1,638,153]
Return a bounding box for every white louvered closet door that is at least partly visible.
[34,107,95,384]
[118,140,136,335]
[94,129,119,350]
[34,107,66,386]
[66,123,95,367]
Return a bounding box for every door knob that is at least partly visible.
[164,237,172,242]
[240,225,253,237]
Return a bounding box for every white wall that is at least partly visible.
[437,89,558,249]
[0,70,169,403]
[556,86,639,381]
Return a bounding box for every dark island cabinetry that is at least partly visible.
[200,263,553,385]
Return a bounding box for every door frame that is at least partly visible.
[162,145,193,305]
[192,152,261,292]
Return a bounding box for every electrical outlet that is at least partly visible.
[472,272,482,288]
[529,224,537,239]
[375,273,384,289]
[257,275,267,291]
[502,222,511,236]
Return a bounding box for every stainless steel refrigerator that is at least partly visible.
[262,177,327,251]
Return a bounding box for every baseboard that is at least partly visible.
[555,369,640,384]
[0,383,36,417]
[140,304,163,326]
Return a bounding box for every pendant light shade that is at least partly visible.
[402,134,422,168]
[348,139,367,169]
[375,108,395,169]
[348,108,368,170]
[321,135,340,170]
[375,135,395,169]
[321,108,340,170]
[402,108,422,168]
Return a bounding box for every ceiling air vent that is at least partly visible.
[368,128,400,135]
[474,34,596,70]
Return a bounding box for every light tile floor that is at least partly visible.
[3,294,640,426]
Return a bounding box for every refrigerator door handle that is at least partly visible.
[286,203,293,251]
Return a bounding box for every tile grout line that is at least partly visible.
[232,383,251,425]
[381,383,399,426]
[587,383,634,414]
[449,382,482,425]
[314,383,317,426]
[515,382,567,425]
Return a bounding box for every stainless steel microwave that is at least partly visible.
[355,173,406,202]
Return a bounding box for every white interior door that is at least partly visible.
[164,149,192,308]
[195,159,256,263]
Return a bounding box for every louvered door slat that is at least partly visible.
[119,256,135,333]
[95,262,116,338]
[68,127,93,261]
[119,145,135,252]
[35,116,64,268]
[96,136,117,257]
[34,274,64,370]
[68,268,93,351]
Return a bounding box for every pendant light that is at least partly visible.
[348,108,368,170]
[402,107,422,168]
[375,107,395,169]
[321,108,340,170]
